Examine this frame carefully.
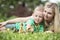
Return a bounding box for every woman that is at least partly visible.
[43,2,60,32]
[0,2,60,32]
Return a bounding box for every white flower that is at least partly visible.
[28,8,32,11]
[41,0,47,2]
[1,4,5,7]
[9,5,14,9]
[18,1,22,4]
[25,3,28,7]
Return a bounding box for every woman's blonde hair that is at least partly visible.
[45,2,60,32]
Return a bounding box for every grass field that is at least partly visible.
[0,30,60,40]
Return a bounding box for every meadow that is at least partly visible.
[0,30,60,40]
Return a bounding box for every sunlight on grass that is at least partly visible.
[0,31,60,40]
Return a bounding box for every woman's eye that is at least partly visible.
[48,12,51,15]
[39,16,41,18]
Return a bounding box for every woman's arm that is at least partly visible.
[0,16,31,27]
[7,17,31,23]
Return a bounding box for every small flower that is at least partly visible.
[18,1,22,4]
[1,4,5,7]
[9,5,14,9]
[41,0,47,2]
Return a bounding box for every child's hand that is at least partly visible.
[27,27,34,33]
[26,24,34,33]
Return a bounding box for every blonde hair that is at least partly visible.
[45,2,60,32]
[34,5,44,12]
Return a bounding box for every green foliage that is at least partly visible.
[0,0,48,22]
[0,15,16,22]
[0,31,60,40]
[0,0,48,21]
[7,16,17,20]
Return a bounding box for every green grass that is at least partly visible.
[0,31,60,40]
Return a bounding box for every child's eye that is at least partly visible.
[35,15,38,17]
[44,10,46,12]
[39,16,42,18]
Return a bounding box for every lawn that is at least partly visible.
[0,30,60,40]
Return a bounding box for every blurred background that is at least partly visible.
[0,0,60,22]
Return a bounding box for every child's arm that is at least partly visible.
[26,18,34,32]
[40,26,44,32]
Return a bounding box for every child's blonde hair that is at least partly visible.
[45,2,60,32]
[34,5,44,12]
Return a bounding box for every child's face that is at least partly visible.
[33,11,43,24]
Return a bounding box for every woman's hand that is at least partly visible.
[44,31,53,33]
[0,21,8,27]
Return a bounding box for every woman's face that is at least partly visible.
[43,8,55,22]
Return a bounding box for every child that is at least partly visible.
[0,5,44,33]
[26,5,44,32]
